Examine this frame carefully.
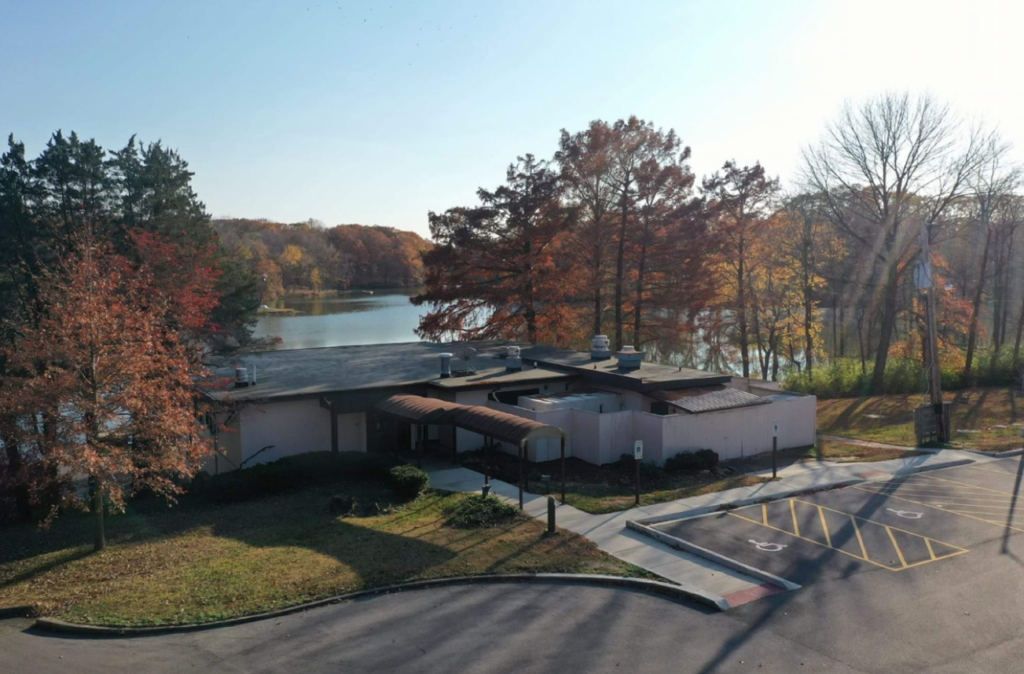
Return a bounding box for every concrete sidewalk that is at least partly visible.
[426,449,979,609]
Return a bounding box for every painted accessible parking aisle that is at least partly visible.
[640,457,1024,589]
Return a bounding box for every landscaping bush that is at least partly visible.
[389,465,430,499]
[616,453,664,478]
[203,451,399,503]
[443,494,524,528]
[664,449,719,473]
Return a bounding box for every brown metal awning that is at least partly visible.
[374,394,464,425]
[374,394,564,445]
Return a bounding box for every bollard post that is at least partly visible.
[772,423,779,479]
[547,496,556,533]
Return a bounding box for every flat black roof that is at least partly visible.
[522,346,730,392]
[205,341,729,401]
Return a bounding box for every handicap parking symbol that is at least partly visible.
[749,539,787,552]
[886,508,923,519]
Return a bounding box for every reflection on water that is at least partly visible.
[253,289,425,349]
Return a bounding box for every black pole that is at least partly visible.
[772,435,778,479]
[547,496,555,533]
[484,436,490,485]
[451,425,458,465]
[560,436,566,504]
[518,441,525,509]
[418,425,424,468]
[635,456,640,506]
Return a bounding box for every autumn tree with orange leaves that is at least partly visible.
[1,238,212,551]
[413,155,575,343]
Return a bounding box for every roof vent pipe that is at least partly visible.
[234,366,249,388]
[439,353,453,379]
[616,346,644,371]
[505,346,522,372]
[591,334,612,361]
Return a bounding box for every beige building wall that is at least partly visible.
[238,398,335,465]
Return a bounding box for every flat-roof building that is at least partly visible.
[203,339,816,472]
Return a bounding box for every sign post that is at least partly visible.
[634,440,643,506]
[772,423,779,479]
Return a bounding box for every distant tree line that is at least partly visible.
[415,94,1024,397]
[212,218,431,300]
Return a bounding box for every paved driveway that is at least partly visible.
[0,583,856,674]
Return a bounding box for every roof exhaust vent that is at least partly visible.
[439,352,453,379]
[591,334,612,361]
[616,345,644,371]
[505,345,522,372]
[234,366,249,388]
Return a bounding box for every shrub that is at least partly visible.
[616,453,663,478]
[664,449,719,473]
[389,465,430,499]
[695,448,719,469]
[444,494,523,528]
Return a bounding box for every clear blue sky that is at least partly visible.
[2,0,1020,237]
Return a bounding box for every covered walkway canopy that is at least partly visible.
[375,394,566,507]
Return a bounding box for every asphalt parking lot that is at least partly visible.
[654,458,1024,586]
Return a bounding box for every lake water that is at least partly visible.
[253,289,425,349]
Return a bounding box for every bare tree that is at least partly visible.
[803,92,987,394]
[962,136,1020,383]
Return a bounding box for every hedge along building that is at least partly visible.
[203,338,816,473]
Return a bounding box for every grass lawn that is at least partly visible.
[459,451,770,516]
[727,439,926,474]
[0,480,647,627]
[817,387,1024,452]
[559,475,770,515]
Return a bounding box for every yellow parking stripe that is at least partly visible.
[886,527,908,567]
[856,487,1015,503]
[818,506,832,547]
[729,499,968,572]
[850,485,1024,534]
[861,484,1014,500]
[914,473,1021,497]
[851,515,869,560]
[728,511,894,570]
[964,464,1024,478]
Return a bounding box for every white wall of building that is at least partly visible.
[238,398,366,466]
[488,393,817,465]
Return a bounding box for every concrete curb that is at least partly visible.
[893,458,976,475]
[635,478,868,527]
[0,605,35,620]
[993,447,1024,458]
[626,520,801,594]
[31,573,726,637]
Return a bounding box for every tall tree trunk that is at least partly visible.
[633,239,648,346]
[804,276,814,374]
[964,226,992,385]
[772,332,780,381]
[1013,296,1024,369]
[870,261,901,394]
[1,423,33,523]
[737,234,750,378]
[613,196,629,350]
[90,476,105,552]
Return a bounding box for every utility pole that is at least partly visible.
[918,221,948,442]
